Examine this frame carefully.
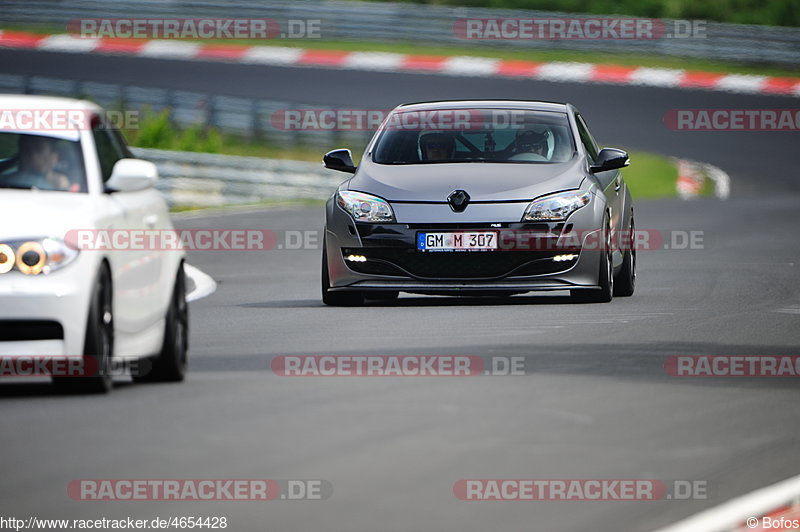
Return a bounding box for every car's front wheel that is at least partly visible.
[614,212,636,297]
[54,263,114,393]
[133,263,188,383]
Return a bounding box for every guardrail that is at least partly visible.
[0,73,355,206]
[1,0,799,66]
[131,147,342,207]
[1,73,726,206]
[0,73,374,148]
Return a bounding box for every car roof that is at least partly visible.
[0,94,102,113]
[395,100,571,113]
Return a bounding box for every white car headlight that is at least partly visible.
[522,190,592,222]
[337,190,395,223]
[0,237,79,275]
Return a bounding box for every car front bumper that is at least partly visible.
[0,258,94,358]
[325,196,607,294]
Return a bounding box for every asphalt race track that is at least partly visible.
[1,49,799,531]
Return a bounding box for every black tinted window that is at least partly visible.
[575,114,599,162]
[92,121,125,182]
[373,109,575,165]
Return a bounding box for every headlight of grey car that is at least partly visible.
[0,237,79,275]
[337,190,395,223]
[522,190,592,222]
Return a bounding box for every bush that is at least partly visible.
[121,109,225,153]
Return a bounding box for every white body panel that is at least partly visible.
[0,95,184,361]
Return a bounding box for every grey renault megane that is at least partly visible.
[321,100,635,305]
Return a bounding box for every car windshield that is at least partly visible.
[372,109,575,165]
[0,132,87,192]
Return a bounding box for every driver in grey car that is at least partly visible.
[419,132,456,162]
[513,129,549,160]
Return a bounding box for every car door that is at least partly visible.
[575,113,623,258]
[110,127,175,324]
[92,120,164,342]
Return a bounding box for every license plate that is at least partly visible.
[417,231,498,251]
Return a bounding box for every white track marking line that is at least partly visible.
[344,51,407,70]
[140,40,201,59]
[629,67,685,87]
[184,264,216,302]
[715,74,767,94]
[441,56,501,76]
[535,62,595,82]
[242,46,304,65]
[655,473,800,532]
[38,34,99,52]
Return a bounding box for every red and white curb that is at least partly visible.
[1,30,798,97]
[655,473,800,532]
[675,159,730,199]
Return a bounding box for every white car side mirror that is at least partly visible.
[106,159,158,192]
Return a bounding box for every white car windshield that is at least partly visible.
[372,109,575,165]
[0,132,87,193]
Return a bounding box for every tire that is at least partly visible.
[571,215,613,303]
[54,264,114,393]
[321,239,364,307]
[133,263,188,383]
[614,213,636,297]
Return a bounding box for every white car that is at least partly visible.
[0,95,187,393]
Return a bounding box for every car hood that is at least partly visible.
[0,189,101,240]
[347,157,587,202]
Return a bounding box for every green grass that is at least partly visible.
[619,150,679,198]
[170,198,326,214]
[3,24,798,78]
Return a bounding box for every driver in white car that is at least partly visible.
[2,134,72,191]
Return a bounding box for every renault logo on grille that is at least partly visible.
[447,190,470,212]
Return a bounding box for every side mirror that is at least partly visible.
[590,148,629,173]
[323,149,356,174]
[105,159,158,192]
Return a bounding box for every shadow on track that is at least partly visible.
[240,293,586,308]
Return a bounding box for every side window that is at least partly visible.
[111,128,134,158]
[92,120,125,182]
[575,114,599,162]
